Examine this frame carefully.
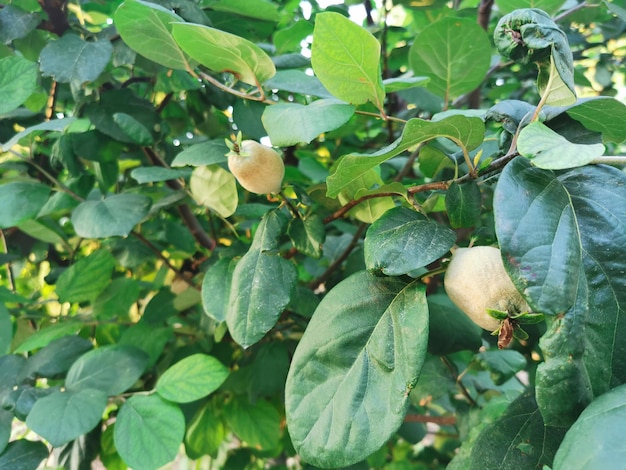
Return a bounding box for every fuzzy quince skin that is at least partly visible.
[444,246,530,331]
[227,140,284,194]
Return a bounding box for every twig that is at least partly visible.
[441,356,480,408]
[308,223,367,291]
[404,414,457,426]
[197,70,268,103]
[591,156,626,165]
[141,147,216,250]
[323,192,403,224]
[0,229,15,291]
[131,231,199,290]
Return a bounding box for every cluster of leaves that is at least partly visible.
[0,0,625,469]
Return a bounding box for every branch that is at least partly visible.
[308,223,367,291]
[404,414,457,426]
[141,147,216,251]
[591,156,626,165]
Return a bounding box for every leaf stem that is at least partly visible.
[590,156,626,165]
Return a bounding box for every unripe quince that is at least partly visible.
[227,140,284,194]
[444,246,530,331]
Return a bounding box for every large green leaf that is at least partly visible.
[0,5,41,44]
[0,410,10,454]
[409,17,491,100]
[495,158,626,426]
[0,440,49,470]
[518,121,605,169]
[565,97,626,143]
[114,395,185,470]
[261,99,355,146]
[170,140,229,167]
[39,34,112,86]
[201,258,236,322]
[364,206,456,276]
[19,335,93,380]
[0,56,38,115]
[0,118,76,152]
[553,383,626,469]
[427,295,482,355]
[171,22,276,86]
[114,0,190,70]
[285,271,429,468]
[156,354,229,403]
[494,158,581,314]
[26,388,108,447]
[326,115,484,198]
[0,182,50,229]
[13,322,83,354]
[226,210,297,348]
[494,9,575,105]
[311,12,385,111]
[185,402,226,459]
[449,393,565,469]
[224,397,282,450]
[71,194,152,238]
[55,249,116,303]
[65,345,149,395]
[445,181,482,228]
[189,165,238,218]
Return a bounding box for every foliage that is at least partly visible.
[0,0,625,469]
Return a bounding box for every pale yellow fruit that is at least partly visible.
[227,140,284,194]
[444,246,530,331]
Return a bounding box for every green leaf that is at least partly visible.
[171,22,276,86]
[224,397,281,450]
[13,322,83,354]
[0,410,11,454]
[0,5,41,44]
[537,55,577,106]
[201,258,236,323]
[495,158,626,426]
[185,402,226,459]
[0,304,11,355]
[65,345,149,395]
[71,194,152,238]
[475,350,527,385]
[189,165,238,218]
[427,294,482,355]
[39,34,113,86]
[566,97,626,143]
[156,354,229,403]
[261,99,355,146]
[553,383,626,469]
[337,175,397,224]
[112,113,154,145]
[226,210,297,348]
[17,219,67,247]
[25,388,108,447]
[19,335,93,380]
[311,12,385,110]
[92,278,141,319]
[114,394,185,470]
[326,115,484,198]
[518,121,605,169]
[446,181,482,228]
[171,140,229,167]
[494,158,581,314]
[285,271,429,468]
[409,17,491,100]
[287,214,325,259]
[364,206,456,276]
[494,9,575,105]
[55,249,116,303]
[264,69,334,99]
[119,323,172,368]
[114,0,190,70]
[0,117,76,152]
[130,167,191,184]
[0,56,38,115]
[0,182,50,229]
[452,393,565,469]
[383,76,430,93]
[0,440,49,470]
